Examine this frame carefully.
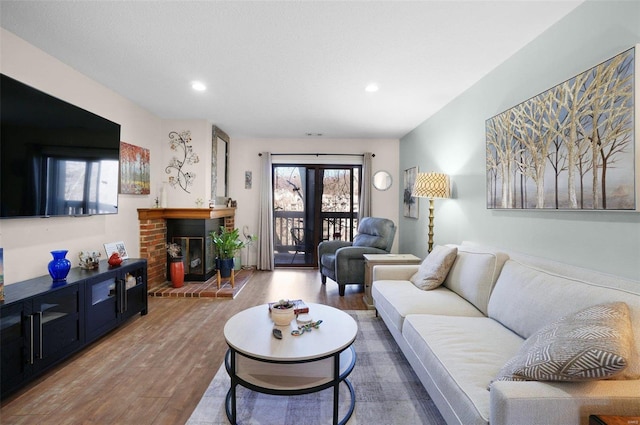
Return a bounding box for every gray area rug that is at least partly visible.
[186,310,446,425]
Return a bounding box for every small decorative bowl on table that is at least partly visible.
[270,299,296,326]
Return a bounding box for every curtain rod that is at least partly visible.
[258,152,374,157]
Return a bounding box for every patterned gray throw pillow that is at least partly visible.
[492,302,633,383]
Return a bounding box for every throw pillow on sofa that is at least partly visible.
[492,302,634,384]
[410,245,458,290]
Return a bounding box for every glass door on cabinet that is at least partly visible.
[121,266,147,320]
[0,303,31,396]
[33,284,82,371]
[85,270,119,342]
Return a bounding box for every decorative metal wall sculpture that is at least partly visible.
[166,130,199,193]
[486,47,636,210]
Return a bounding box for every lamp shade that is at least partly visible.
[412,172,450,199]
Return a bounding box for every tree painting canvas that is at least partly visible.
[120,142,150,194]
[404,167,418,218]
[486,47,636,210]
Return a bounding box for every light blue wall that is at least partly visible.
[399,0,640,281]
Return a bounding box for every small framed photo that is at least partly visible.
[104,241,129,260]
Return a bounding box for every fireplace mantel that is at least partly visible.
[137,207,236,220]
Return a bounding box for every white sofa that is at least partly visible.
[371,243,640,425]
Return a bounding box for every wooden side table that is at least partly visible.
[363,254,421,309]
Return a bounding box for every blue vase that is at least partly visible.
[48,250,71,282]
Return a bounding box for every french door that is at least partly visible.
[273,164,361,267]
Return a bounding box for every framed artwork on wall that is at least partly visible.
[119,142,150,194]
[486,46,637,210]
[403,166,418,218]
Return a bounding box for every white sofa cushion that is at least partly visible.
[443,244,509,315]
[488,259,640,379]
[402,314,524,424]
[490,379,640,425]
[493,302,634,383]
[372,280,484,335]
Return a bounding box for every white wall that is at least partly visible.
[229,138,401,264]
[399,1,640,281]
[0,29,162,284]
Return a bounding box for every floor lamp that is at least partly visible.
[411,172,450,253]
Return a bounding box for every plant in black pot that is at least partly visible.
[211,226,245,278]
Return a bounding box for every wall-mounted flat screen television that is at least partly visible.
[0,74,121,219]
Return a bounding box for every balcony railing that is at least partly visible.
[273,211,358,264]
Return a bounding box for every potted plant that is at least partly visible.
[166,242,184,288]
[210,226,245,278]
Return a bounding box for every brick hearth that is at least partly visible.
[147,269,253,298]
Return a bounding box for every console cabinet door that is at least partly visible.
[120,266,148,321]
[0,302,32,398]
[85,270,119,342]
[32,284,83,372]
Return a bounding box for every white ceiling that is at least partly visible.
[0,1,583,139]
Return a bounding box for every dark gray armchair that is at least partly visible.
[318,217,396,296]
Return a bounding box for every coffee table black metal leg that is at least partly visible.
[232,379,237,424]
[333,352,340,425]
[224,348,238,425]
[333,381,339,425]
[225,385,237,425]
[340,378,355,425]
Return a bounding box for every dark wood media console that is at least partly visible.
[0,259,148,400]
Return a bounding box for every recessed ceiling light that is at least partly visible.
[191,81,207,92]
[365,83,379,93]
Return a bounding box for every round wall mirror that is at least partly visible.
[373,170,392,191]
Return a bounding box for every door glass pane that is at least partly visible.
[0,306,23,341]
[91,278,117,305]
[320,168,358,242]
[37,289,78,324]
[273,166,307,265]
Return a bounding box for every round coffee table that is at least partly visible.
[223,302,358,425]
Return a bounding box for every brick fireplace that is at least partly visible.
[137,208,236,286]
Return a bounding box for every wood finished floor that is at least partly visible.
[0,269,368,425]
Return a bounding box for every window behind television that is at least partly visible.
[0,74,121,218]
